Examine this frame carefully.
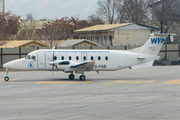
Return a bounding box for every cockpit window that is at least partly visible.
[25,55,36,60]
[32,56,36,60]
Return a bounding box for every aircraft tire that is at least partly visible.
[4,76,9,81]
[69,74,75,80]
[79,75,86,81]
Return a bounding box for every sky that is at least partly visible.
[5,0,98,20]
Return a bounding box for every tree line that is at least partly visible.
[0,0,180,46]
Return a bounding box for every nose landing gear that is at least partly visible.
[4,69,9,81]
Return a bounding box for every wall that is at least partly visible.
[114,30,150,46]
[1,45,179,68]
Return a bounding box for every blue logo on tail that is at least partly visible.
[151,38,165,44]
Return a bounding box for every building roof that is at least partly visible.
[57,39,101,47]
[74,23,159,32]
[74,23,132,32]
[0,40,49,48]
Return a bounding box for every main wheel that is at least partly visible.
[79,75,86,81]
[69,74,75,80]
[4,76,9,81]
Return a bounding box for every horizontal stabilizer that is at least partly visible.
[137,56,146,59]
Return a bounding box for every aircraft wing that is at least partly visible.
[70,61,95,71]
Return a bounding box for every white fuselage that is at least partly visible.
[3,49,156,71]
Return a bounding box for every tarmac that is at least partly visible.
[0,66,180,120]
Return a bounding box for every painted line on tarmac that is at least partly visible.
[158,80,180,84]
[35,81,92,84]
[103,80,156,85]
[2,99,180,104]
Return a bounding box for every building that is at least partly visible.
[74,23,159,46]
[0,40,49,48]
[0,0,5,13]
[57,39,101,47]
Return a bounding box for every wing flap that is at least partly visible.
[70,61,95,71]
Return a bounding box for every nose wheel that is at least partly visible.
[4,76,9,81]
[4,69,9,81]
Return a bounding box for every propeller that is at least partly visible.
[51,46,57,70]
[52,50,55,70]
[51,47,57,77]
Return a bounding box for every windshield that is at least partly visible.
[25,55,30,59]
[25,55,36,60]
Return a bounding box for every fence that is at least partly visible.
[0,44,179,68]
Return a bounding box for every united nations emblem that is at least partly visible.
[28,61,34,68]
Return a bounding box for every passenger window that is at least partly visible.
[61,56,64,60]
[25,55,30,59]
[54,56,57,60]
[76,56,79,60]
[105,56,108,61]
[98,56,101,61]
[83,56,86,60]
[69,56,72,60]
[91,56,94,60]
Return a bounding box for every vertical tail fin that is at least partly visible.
[138,33,176,55]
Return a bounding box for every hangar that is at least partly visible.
[74,23,159,46]
[0,40,49,48]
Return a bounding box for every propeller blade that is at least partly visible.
[52,50,54,70]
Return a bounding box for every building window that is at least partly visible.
[109,35,113,46]
[87,36,90,40]
[104,36,107,45]
[91,36,93,41]
[101,36,103,45]
[97,36,99,44]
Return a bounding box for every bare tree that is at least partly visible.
[96,0,121,24]
[87,14,105,25]
[16,20,38,40]
[117,0,156,25]
[150,0,180,33]
[40,17,92,46]
[0,12,21,40]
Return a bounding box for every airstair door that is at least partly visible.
[37,51,45,69]
[81,52,87,61]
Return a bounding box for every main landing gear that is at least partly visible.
[69,74,75,80]
[4,69,9,82]
[68,73,86,81]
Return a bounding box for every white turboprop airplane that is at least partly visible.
[3,33,176,81]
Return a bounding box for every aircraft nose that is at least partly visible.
[3,63,10,69]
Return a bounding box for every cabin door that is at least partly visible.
[37,51,46,69]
